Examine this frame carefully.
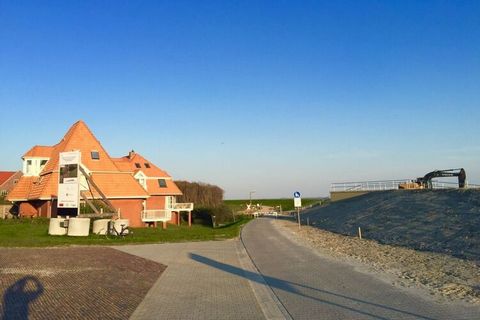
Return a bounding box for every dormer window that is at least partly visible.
[158,179,167,188]
[137,177,146,189]
[144,163,151,168]
[135,163,141,168]
[26,160,32,174]
[91,151,100,160]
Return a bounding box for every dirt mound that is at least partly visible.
[305,189,480,263]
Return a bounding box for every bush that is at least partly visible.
[191,207,214,226]
[175,181,224,208]
[191,204,234,226]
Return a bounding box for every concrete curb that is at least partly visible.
[237,222,292,320]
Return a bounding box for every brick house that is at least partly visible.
[7,120,192,227]
[0,171,22,196]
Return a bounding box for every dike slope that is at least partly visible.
[305,189,480,263]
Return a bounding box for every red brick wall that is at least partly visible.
[37,201,50,218]
[19,199,146,227]
[146,196,165,210]
[19,201,52,218]
[170,211,179,225]
[19,202,37,217]
[110,199,144,227]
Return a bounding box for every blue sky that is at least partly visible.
[1,0,479,199]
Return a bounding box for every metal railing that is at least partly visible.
[329,179,476,192]
[330,179,412,192]
[141,210,172,222]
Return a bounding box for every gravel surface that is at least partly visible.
[277,218,480,305]
[305,189,480,263]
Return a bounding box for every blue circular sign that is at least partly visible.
[293,191,301,198]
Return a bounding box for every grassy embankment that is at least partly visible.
[0,216,251,247]
[224,198,324,213]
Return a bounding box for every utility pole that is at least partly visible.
[249,190,256,207]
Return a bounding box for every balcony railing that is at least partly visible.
[141,210,172,222]
[172,203,194,211]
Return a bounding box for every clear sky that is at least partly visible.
[1,1,479,199]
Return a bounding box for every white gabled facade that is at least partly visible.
[22,157,50,177]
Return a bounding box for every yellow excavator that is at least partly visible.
[399,168,466,190]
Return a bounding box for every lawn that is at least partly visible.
[0,217,251,247]
[224,198,324,213]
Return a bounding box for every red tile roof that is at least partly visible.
[28,173,58,200]
[112,152,183,196]
[8,120,180,201]
[42,120,119,174]
[7,176,36,201]
[23,146,54,158]
[89,173,149,198]
[112,152,171,178]
[0,171,16,186]
[146,178,182,196]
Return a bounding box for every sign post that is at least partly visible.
[294,191,302,228]
[57,151,81,217]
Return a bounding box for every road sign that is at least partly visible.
[293,191,302,228]
[294,198,302,208]
[293,191,302,208]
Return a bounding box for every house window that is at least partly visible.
[135,163,141,168]
[144,163,151,168]
[137,178,146,189]
[40,160,48,170]
[26,160,32,174]
[91,151,100,160]
[158,179,167,188]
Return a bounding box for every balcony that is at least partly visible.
[171,203,194,211]
[141,210,172,222]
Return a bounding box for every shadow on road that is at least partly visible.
[189,253,438,320]
[1,276,44,320]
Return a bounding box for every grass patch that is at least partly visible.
[0,217,252,247]
[224,198,323,212]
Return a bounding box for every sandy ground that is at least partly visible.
[276,218,480,305]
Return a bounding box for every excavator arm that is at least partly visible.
[416,168,466,189]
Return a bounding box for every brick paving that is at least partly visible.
[242,218,480,320]
[0,247,165,320]
[117,240,267,320]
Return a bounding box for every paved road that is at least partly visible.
[241,218,480,320]
[117,240,279,320]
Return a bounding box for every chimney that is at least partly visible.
[128,150,135,159]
